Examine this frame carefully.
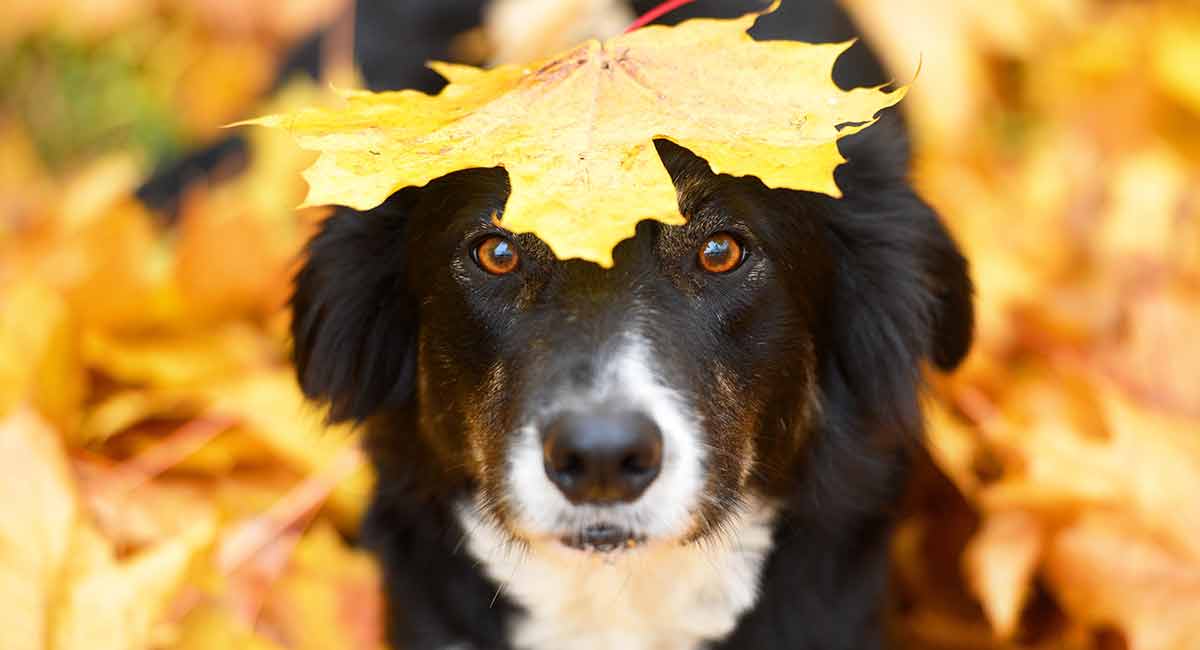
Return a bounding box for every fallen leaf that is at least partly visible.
[1044,514,1200,650]
[76,463,218,552]
[921,397,987,498]
[260,522,383,650]
[1099,279,1200,418]
[45,196,177,333]
[98,417,238,492]
[217,445,363,573]
[51,518,214,650]
[0,281,87,430]
[973,375,1200,560]
[82,323,275,388]
[0,408,78,650]
[243,3,904,265]
[78,389,202,443]
[0,407,215,650]
[963,510,1044,638]
[199,371,371,528]
[170,605,285,650]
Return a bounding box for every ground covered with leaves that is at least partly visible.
[1,1,1198,649]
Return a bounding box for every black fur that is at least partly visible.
[288,2,973,649]
[292,190,422,422]
[291,128,971,650]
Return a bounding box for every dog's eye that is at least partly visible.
[697,233,744,274]
[473,235,520,275]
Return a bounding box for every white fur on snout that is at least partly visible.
[505,339,705,542]
[457,499,778,650]
[459,338,779,648]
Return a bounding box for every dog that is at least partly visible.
[289,2,974,649]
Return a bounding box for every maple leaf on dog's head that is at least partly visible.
[242,2,905,266]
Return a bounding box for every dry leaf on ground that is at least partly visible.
[0,408,214,650]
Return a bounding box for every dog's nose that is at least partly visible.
[542,410,663,504]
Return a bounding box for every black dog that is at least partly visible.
[289,2,973,649]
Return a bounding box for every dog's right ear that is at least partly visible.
[290,190,420,423]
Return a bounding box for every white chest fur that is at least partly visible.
[456,503,778,650]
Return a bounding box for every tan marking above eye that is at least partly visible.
[475,235,520,275]
[697,233,744,274]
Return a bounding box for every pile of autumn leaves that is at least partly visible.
[1,115,383,649]
[867,2,1200,648]
[2,1,1200,649]
[1,1,379,646]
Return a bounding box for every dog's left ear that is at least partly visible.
[827,188,975,370]
[290,190,420,423]
[921,211,974,371]
[821,180,974,434]
[825,118,975,373]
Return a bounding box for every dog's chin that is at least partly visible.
[557,523,647,553]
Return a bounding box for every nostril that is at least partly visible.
[562,452,583,475]
[554,451,585,482]
[620,449,655,477]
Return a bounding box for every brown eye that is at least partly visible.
[474,235,520,275]
[697,233,744,274]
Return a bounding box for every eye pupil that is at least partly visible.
[698,233,743,273]
[475,236,520,274]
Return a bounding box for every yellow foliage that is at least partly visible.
[0,282,87,429]
[0,409,78,650]
[0,409,213,650]
[0,68,374,647]
[243,4,903,265]
[1,1,1199,649]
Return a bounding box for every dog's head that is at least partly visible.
[291,134,972,553]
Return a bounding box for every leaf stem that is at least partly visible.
[625,0,699,33]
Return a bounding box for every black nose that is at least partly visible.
[542,410,663,504]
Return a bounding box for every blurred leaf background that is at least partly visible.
[0,1,1197,649]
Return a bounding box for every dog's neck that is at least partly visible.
[455,500,778,650]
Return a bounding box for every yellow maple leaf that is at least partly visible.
[0,408,77,650]
[0,407,214,650]
[242,2,904,266]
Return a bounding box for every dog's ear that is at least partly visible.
[290,190,420,423]
[822,180,974,435]
[922,214,974,371]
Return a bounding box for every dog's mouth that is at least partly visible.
[559,523,646,553]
